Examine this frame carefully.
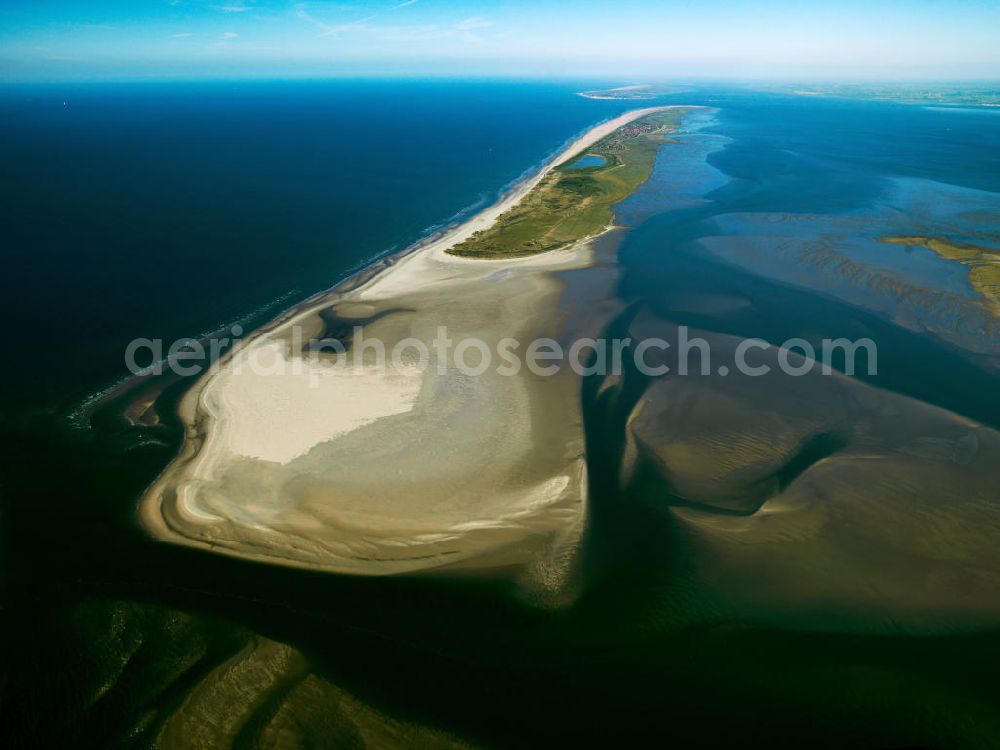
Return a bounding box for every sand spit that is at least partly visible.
[139,107,681,601]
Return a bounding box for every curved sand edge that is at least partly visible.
[138,107,688,598]
[158,105,684,434]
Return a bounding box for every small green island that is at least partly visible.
[448,108,682,258]
[881,235,1000,317]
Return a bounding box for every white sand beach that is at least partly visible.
[139,107,678,601]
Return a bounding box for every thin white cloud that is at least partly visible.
[375,17,494,44]
[170,32,195,38]
[207,30,240,49]
[296,8,376,36]
[453,17,490,32]
[296,0,427,38]
[294,1,496,46]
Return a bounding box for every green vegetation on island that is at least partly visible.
[448,108,683,258]
[882,235,1000,317]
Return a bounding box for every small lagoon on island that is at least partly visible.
[568,153,606,168]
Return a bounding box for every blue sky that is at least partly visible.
[2,0,999,81]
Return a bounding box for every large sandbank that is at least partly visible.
[138,103,1000,624]
[139,107,683,600]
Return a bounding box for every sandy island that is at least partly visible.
[139,107,685,601]
[137,103,1000,624]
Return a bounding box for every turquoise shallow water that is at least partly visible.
[617,92,1000,424]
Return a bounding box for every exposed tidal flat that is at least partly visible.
[692,179,1000,359]
[140,99,1000,622]
[140,107,686,601]
[7,85,1000,748]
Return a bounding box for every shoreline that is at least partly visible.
[148,104,688,444]
[138,106,692,595]
[70,107,681,429]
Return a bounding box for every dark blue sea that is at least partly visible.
[0,80,633,412]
